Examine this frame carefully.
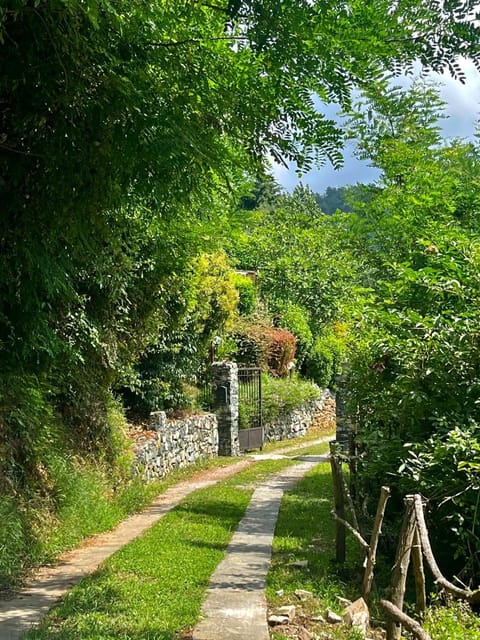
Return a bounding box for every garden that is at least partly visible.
[1,3,480,638]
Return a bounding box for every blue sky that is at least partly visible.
[272,60,480,194]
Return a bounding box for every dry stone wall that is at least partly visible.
[263,389,333,442]
[131,382,334,481]
[132,411,218,481]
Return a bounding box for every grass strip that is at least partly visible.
[286,439,333,457]
[266,462,366,640]
[24,459,294,640]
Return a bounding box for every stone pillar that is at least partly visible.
[335,374,353,452]
[211,361,240,456]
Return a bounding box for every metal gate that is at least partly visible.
[238,366,263,451]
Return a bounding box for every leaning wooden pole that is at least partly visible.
[341,471,362,534]
[330,441,346,563]
[381,600,433,640]
[413,494,480,605]
[386,495,417,640]
[411,525,427,613]
[362,485,391,602]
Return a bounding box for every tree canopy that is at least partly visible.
[2,0,480,589]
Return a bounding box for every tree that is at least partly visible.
[227,184,359,384]
[1,0,479,526]
[343,81,480,581]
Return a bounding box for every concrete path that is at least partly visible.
[250,433,332,461]
[0,434,332,640]
[0,459,252,640]
[193,460,318,640]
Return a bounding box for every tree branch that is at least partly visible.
[0,143,43,158]
[331,509,369,550]
[381,599,432,640]
[413,494,480,605]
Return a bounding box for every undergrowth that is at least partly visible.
[0,401,238,592]
[261,374,321,425]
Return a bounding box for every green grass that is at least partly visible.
[262,428,335,454]
[23,459,294,640]
[39,455,242,561]
[424,599,480,639]
[1,453,240,592]
[287,439,333,457]
[267,462,370,640]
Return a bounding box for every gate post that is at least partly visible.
[211,361,240,456]
[335,373,353,452]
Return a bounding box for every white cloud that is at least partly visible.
[273,61,480,194]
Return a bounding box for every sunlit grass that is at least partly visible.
[267,462,368,640]
[23,459,293,640]
[262,428,335,454]
[288,439,332,457]
[38,455,241,563]
[424,598,480,640]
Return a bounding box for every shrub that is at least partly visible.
[304,329,344,387]
[233,321,297,376]
[261,373,321,424]
[123,252,239,415]
[276,302,313,367]
[232,272,256,316]
[399,424,480,579]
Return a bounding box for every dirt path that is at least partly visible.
[0,459,253,640]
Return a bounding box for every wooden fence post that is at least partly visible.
[386,495,417,640]
[411,525,427,613]
[330,441,346,563]
[362,485,390,601]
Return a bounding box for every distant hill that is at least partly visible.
[315,185,372,215]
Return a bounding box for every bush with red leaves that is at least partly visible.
[234,323,296,377]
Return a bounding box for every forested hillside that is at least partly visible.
[1,0,480,614]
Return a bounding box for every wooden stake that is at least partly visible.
[341,471,362,534]
[362,485,390,602]
[381,599,432,640]
[386,495,417,640]
[330,441,346,563]
[411,525,427,613]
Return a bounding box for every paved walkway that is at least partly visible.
[0,459,253,640]
[192,461,319,640]
[0,435,332,640]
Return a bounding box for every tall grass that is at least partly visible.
[0,400,237,591]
